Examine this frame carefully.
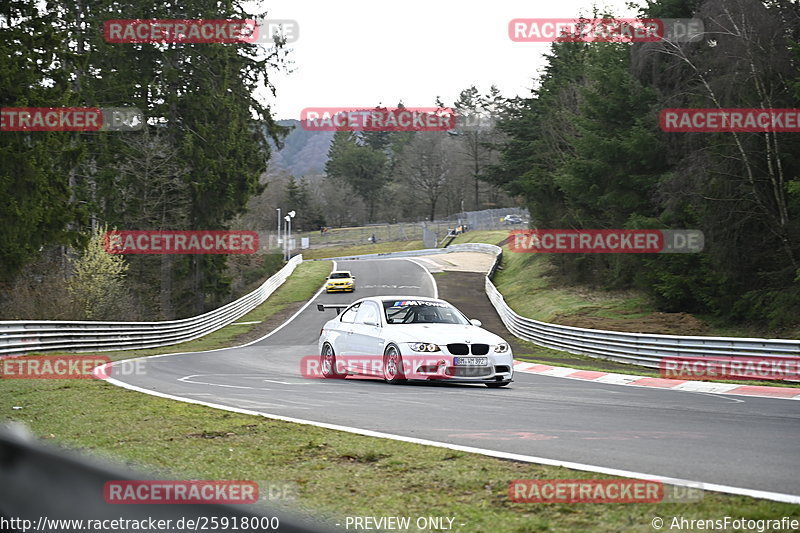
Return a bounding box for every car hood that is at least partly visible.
[385,324,506,345]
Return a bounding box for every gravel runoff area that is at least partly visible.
[407,251,497,273]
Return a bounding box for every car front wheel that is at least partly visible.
[383,344,406,384]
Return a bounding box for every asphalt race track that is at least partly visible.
[110,258,800,500]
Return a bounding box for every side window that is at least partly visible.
[354,301,380,325]
[340,303,360,323]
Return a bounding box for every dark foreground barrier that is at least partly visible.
[0,424,332,533]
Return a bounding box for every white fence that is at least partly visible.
[0,255,303,356]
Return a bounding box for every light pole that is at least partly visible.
[284,210,296,260]
[283,216,289,260]
[276,208,281,251]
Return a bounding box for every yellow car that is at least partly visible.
[325,271,356,293]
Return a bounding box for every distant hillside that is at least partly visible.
[265,119,333,177]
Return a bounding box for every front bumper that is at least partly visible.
[325,284,354,292]
[400,350,514,384]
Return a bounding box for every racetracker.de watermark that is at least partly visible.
[1,107,143,131]
[508,230,704,253]
[508,18,703,43]
[1,355,110,379]
[0,356,147,380]
[104,19,299,44]
[104,480,258,504]
[103,230,259,254]
[660,108,800,132]
[300,107,457,132]
[301,354,487,380]
[660,356,800,381]
[509,479,703,503]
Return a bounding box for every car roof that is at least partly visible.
[356,295,450,304]
[330,270,352,274]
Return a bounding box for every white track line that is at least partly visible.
[103,374,800,504]
[404,258,439,298]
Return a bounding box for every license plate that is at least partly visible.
[453,357,488,366]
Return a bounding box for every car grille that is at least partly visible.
[445,366,493,378]
[471,344,489,355]
[447,343,490,355]
[447,343,469,355]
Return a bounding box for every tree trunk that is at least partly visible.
[160,254,173,319]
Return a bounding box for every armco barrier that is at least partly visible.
[485,278,800,368]
[0,255,303,356]
[475,245,800,368]
[0,423,330,532]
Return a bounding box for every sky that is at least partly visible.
[247,0,641,120]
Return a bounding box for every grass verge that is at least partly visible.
[5,376,798,532]
[450,229,509,246]
[493,251,657,326]
[302,240,426,260]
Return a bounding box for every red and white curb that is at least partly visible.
[513,361,800,400]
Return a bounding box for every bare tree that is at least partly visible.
[394,132,453,221]
[452,86,507,210]
[641,0,799,270]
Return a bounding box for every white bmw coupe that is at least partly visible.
[316,296,514,387]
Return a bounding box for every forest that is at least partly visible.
[1,0,797,331]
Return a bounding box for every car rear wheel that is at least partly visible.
[383,344,406,384]
[321,343,346,379]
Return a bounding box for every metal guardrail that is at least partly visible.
[475,244,800,368]
[0,255,303,356]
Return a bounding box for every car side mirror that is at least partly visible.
[470,319,482,327]
[351,276,356,280]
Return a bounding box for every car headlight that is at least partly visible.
[410,343,440,352]
[494,342,509,353]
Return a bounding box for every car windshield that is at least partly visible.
[382,300,469,325]
[329,272,351,279]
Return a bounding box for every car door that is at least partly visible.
[348,301,385,376]
[330,302,360,356]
